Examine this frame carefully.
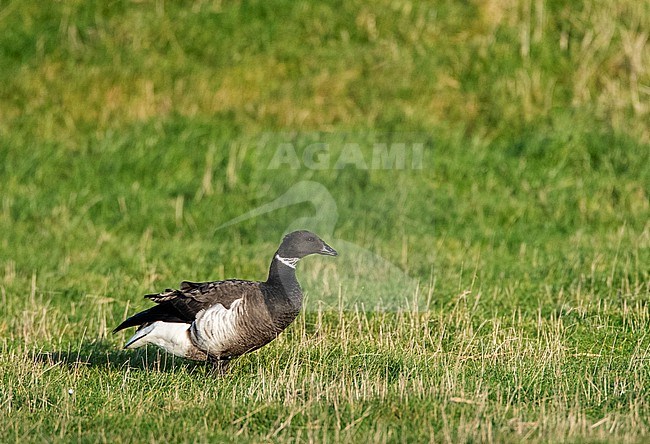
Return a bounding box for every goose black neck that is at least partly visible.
[264,252,304,325]
[266,252,299,289]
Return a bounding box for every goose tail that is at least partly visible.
[124,323,157,349]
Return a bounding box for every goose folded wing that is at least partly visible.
[145,279,260,321]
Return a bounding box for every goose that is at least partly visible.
[113,230,337,366]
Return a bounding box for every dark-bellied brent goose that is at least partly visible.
[113,230,337,368]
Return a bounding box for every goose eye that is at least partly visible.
[307,237,315,242]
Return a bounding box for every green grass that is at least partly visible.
[1,0,649,442]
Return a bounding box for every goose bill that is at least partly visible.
[320,243,338,256]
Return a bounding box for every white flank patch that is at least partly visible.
[275,254,299,269]
[190,298,243,356]
[124,321,194,358]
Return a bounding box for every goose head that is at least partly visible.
[277,230,338,259]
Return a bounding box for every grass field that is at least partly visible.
[1,0,649,442]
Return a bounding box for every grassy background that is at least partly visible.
[1,0,649,442]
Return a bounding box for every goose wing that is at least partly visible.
[147,279,259,319]
[113,279,259,333]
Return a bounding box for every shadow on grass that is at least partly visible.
[31,340,222,373]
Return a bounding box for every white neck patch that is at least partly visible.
[275,254,299,269]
